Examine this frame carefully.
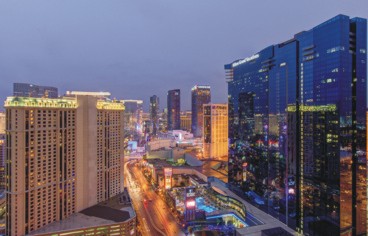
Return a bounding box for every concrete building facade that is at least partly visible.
[4,94,124,236]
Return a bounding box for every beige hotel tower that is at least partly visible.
[4,92,124,236]
[203,104,228,159]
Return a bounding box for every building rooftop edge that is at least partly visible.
[4,96,124,111]
[225,14,365,67]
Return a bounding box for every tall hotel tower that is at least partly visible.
[203,104,228,159]
[149,95,160,135]
[4,92,124,236]
[191,85,211,137]
[167,89,181,130]
[226,15,367,235]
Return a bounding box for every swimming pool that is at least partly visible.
[196,197,218,213]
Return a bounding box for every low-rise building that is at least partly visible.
[29,190,136,236]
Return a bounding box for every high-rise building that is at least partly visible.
[13,83,58,98]
[0,134,5,191]
[4,93,124,236]
[167,89,180,130]
[0,112,5,134]
[180,111,192,132]
[150,95,160,135]
[191,85,211,137]
[226,15,366,235]
[159,108,168,132]
[122,100,143,134]
[203,104,228,159]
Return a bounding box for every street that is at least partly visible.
[124,158,185,236]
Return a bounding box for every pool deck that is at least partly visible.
[210,181,297,236]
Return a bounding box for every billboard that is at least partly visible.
[164,168,173,190]
[185,187,196,210]
[186,200,196,208]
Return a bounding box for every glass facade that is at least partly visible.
[226,15,367,235]
[167,89,181,130]
[191,85,211,137]
[149,95,160,135]
[122,100,143,135]
[13,83,58,98]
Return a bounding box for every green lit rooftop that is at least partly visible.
[4,97,125,110]
[4,96,77,109]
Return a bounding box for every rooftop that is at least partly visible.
[96,100,125,110]
[29,190,135,235]
[209,181,296,236]
[66,91,111,97]
[145,158,173,168]
[189,174,207,185]
[4,96,124,111]
[4,96,77,109]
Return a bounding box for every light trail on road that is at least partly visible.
[124,158,185,236]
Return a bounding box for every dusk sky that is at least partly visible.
[0,1,367,111]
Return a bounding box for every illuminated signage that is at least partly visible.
[242,171,247,182]
[164,168,173,190]
[242,162,247,181]
[185,188,196,210]
[288,176,295,186]
[186,188,196,198]
[191,85,211,91]
[186,200,196,208]
[288,188,295,195]
[232,54,259,67]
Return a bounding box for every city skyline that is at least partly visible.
[1,2,368,236]
[1,1,368,111]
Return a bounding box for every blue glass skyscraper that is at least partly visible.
[226,15,367,235]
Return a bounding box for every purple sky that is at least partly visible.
[0,0,367,111]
